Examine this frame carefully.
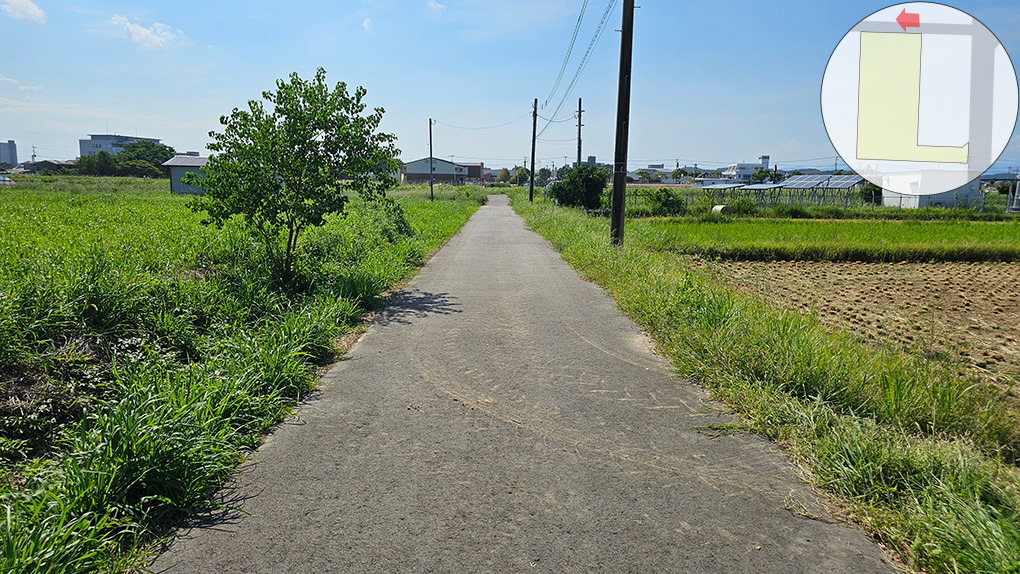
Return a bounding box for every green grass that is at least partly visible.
[512,192,1020,574]
[632,217,1020,262]
[0,177,486,572]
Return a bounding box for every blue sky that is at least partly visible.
[2,0,1019,172]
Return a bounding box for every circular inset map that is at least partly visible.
[821,2,1018,196]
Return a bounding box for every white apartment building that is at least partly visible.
[721,155,770,182]
[79,134,162,157]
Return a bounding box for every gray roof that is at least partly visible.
[163,155,208,167]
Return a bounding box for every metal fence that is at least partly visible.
[625,187,1006,214]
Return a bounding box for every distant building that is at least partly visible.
[162,154,207,194]
[456,162,490,183]
[401,157,467,185]
[881,180,983,209]
[722,155,770,183]
[79,134,162,157]
[584,155,613,170]
[0,140,16,166]
[20,159,76,174]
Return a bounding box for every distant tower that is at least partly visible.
[0,140,16,166]
[759,155,770,169]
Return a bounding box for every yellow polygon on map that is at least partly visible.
[857,32,969,163]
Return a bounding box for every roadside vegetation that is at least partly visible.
[512,191,1020,574]
[0,177,485,572]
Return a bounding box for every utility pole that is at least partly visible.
[610,0,635,245]
[577,97,584,168]
[428,119,435,201]
[529,98,538,202]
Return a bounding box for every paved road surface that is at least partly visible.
[153,196,895,573]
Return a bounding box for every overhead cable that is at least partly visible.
[537,0,618,138]
[432,111,530,130]
[542,0,589,109]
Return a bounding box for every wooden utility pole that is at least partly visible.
[529,98,538,202]
[428,118,435,201]
[610,0,635,245]
[576,97,584,168]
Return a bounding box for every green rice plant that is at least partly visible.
[632,217,1020,262]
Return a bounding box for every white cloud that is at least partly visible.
[427,0,445,13]
[0,74,42,91]
[1,0,46,23]
[362,18,372,31]
[110,15,185,50]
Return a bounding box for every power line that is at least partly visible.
[537,0,618,138]
[542,0,589,109]
[433,112,532,130]
[536,114,577,123]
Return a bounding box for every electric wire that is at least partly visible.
[537,0,618,138]
[433,112,532,130]
[537,114,577,123]
[542,0,589,109]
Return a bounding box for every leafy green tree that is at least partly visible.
[510,166,530,186]
[556,165,573,180]
[0,162,12,171]
[637,169,663,184]
[750,168,783,184]
[119,140,176,164]
[862,182,883,204]
[118,159,163,178]
[496,168,511,183]
[548,164,610,210]
[671,168,688,181]
[76,151,119,176]
[186,67,401,282]
[537,167,552,186]
[118,141,176,176]
[995,181,1016,194]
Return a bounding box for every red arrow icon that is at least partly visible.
[896,8,920,31]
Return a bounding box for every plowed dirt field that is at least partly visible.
[692,260,1020,398]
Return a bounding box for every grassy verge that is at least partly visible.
[512,193,1020,574]
[1,178,486,572]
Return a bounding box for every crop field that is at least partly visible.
[691,260,1020,395]
[0,176,486,571]
[513,192,1020,574]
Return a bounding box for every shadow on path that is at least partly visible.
[374,288,461,326]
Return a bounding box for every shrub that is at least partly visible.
[644,187,687,216]
[548,164,610,210]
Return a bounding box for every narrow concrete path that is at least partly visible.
[153,196,895,573]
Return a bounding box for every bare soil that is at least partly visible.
[691,260,1020,397]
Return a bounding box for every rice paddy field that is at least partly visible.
[513,192,1020,574]
[0,176,485,572]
